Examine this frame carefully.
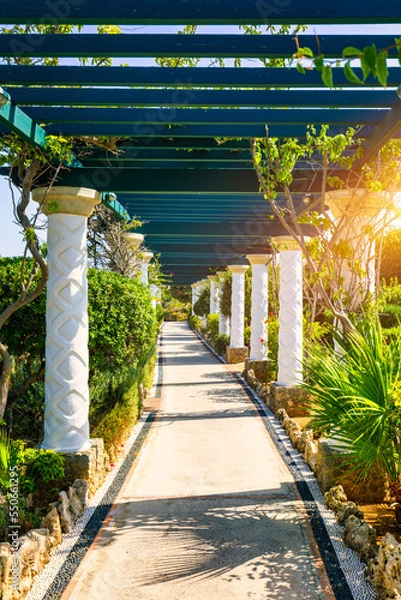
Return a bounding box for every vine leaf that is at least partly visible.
[342,46,363,57]
[322,64,333,88]
[377,51,389,87]
[344,61,364,85]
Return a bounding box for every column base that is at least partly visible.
[270,383,310,417]
[60,438,109,497]
[227,346,249,364]
[245,359,271,383]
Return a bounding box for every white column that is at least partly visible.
[246,254,270,360]
[326,190,389,309]
[217,270,230,336]
[228,265,247,348]
[121,232,144,276]
[32,186,101,453]
[140,251,153,285]
[208,275,218,314]
[191,283,197,315]
[150,283,159,310]
[273,237,303,386]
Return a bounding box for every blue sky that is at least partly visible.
[0,23,400,257]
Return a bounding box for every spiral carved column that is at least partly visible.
[228,265,247,352]
[32,186,101,453]
[215,271,228,336]
[246,254,270,361]
[273,237,303,386]
[208,275,218,314]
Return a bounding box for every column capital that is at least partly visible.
[272,236,302,251]
[208,275,217,282]
[32,186,101,217]
[124,232,144,248]
[228,264,248,274]
[246,253,272,266]
[325,189,390,219]
[216,270,226,277]
[141,251,154,265]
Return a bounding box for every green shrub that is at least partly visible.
[188,314,201,330]
[220,273,232,318]
[163,297,189,321]
[193,286,210,317]
[90,343,156,459]
[155,303,164,325]
[244,325,251,348]
[379,304,401,329]
[88,269,157,373]
[215,333,230,356]
[10,441,65,496]
[207,313,219,341]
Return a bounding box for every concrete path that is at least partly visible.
[62,322,335,600]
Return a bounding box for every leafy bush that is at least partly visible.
[90,343,156,459]
[207,313,219,341]
[163,297,188,321]
[10,441,65,496]
[188,314,201,330]
[155,303,164,325]
[214,333,230,356]
[88,269,157,373]
[220,273,232,318]
[193,286,210,317]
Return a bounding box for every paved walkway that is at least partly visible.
[62,322,336,600]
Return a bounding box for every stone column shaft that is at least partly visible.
[228,265,247,348]
[140,251,153,285]
[208,276,218,314]
[32,186,101,453]
[247,255,270,361]
[274,238,303,386]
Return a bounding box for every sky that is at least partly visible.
[0,23,400,257]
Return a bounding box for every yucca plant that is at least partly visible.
[303,319,401,524]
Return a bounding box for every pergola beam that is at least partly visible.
[358,100,401,163]
[0,1,397,24]
[9,87,397,109]
[0,34,398,59]
[2,65,400,88]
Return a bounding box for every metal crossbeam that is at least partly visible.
[0,1,398,24]
[8,87,397,109]
[0,33,398,58]
[2,65,400,88]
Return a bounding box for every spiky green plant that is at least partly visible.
[303,320,401,494]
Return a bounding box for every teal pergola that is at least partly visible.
[0,3,400,283]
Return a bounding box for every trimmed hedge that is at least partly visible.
[0,258,158,450]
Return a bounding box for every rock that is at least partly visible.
[41,506,62,547]
[304,439,319,473]
[324,485,348,512]
[367,533,401,600]
[337,502,365,526]
[72,479,89,509]
[276,408,288,424]
[0,543,13,599]
[67,486,84,521]
[57,491,73,533]
[343,515,378,563]
[298,429,314,454]
[286,420,302,447]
